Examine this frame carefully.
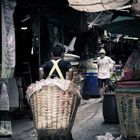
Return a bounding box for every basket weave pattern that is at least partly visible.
[29,83,80,136]
[115,93,140,139]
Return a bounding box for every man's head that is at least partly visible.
[51,44,65,57]
[99,48,106,58]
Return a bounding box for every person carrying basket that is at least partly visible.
[38,44,74,140]
[39,44,73,80]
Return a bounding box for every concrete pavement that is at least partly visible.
[0,98,120,140]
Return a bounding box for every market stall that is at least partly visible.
[115,44,140,139]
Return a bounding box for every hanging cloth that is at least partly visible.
[48,59,64,79]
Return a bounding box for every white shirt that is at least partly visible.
[97,56,115,79]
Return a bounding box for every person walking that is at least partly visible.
[39,44,73,80]
[97,47,115,101]
[39,44,73,140]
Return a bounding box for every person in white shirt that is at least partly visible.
[97,48,115,100]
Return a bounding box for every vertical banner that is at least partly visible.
[1,0,16,78]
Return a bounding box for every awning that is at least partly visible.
[101,16,140,38]
[67,0,130,12]
[14,2,114,33]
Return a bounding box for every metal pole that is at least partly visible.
[0,0,1,65]
[61,24,64,48]
[38,0,41,66]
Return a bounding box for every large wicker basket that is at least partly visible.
[115,88,140,139]
[27,79,81,138]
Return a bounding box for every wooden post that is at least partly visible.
[0,0,1,66]
[31,16,40,80]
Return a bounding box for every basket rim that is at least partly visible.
[115,88,140,93]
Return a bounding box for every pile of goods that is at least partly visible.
[121,49,140,81]
[96,132,122,140]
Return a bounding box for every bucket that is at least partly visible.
[103,93,119,124]
[83,72,99,98]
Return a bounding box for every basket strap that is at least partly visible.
[48,59,64,79]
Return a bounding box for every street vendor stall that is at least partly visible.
[115,46,140,139]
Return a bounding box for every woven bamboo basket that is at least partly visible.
[28,81,80,138]
[115,88,140,139]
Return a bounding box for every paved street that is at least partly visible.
[0,99,120,140]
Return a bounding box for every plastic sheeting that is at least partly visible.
[101,16,140,38]
[14,0,114,32]
[68,0,130,12]
[28,5,114,32]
